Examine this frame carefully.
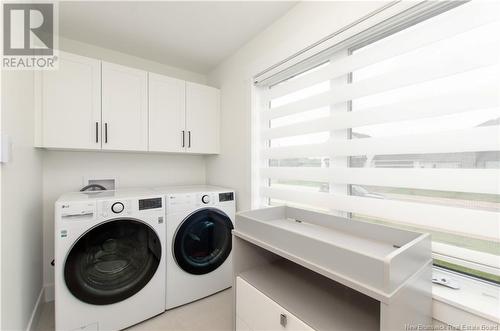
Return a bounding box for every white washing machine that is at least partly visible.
[55,189,166,331]
[153,185,235,310]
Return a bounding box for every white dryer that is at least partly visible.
[153,185,235,310]
[55,189,166,331]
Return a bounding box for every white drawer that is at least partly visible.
[236,277,315,331]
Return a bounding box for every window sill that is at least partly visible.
[432,268,499,326]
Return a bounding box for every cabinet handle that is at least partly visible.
[280,314,287,327]
[95,122,99,143]
[188,131,191,148]
[182,130,185,148]
[104,123,108,143]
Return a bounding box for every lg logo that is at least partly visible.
[3,3,53,56]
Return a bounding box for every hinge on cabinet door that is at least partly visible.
[280,314,287,327]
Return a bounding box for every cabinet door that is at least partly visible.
[101,62,148,151]
[236,277,315,331]
[185,82,220,154]
[36,51,101,149]
[149,73,186,152]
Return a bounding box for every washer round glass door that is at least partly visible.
[174,208,233,275]
[64,219,162,305]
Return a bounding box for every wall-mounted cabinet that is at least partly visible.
[101,62,148,151]
[148,76,220,154]
[35,52,220,154]
[148,73,186,153]
[186,82,220,154]
[35,52,101,150]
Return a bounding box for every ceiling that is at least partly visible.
[59,1,297,74]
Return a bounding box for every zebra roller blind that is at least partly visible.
[255,1,500,282]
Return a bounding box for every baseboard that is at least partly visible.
[26,288,44,331]
[44,283,54,302]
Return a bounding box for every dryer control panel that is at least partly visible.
[166,191,235,213]
[219,192,234,202]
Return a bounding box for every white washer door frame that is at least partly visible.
[55,212,166,331]
[166,205,235,309]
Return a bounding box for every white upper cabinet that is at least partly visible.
[35,51,101,149]
[185,82,220,154]
[150,78,220,154]
[101,62,148,151]
[148,73,186,153]
[35,52,219,154]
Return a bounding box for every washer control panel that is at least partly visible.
[111,202,124,214]
[99,197,162,217]
[101,200,132,217]
[201,194,210,204]
[59,194,165,222]
[139,197,162,210]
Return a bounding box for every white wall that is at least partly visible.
[41,38,209,299]
[205,1,387,211]
[1,70,44,330]
[59,37,208,85]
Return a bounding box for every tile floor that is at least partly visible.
[35,289,232,331]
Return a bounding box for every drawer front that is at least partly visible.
[236,277,314,331]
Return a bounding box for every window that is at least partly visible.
[255,1,500,283]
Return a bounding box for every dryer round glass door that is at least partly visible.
[174,208,233,275]
[64,219,162,305]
